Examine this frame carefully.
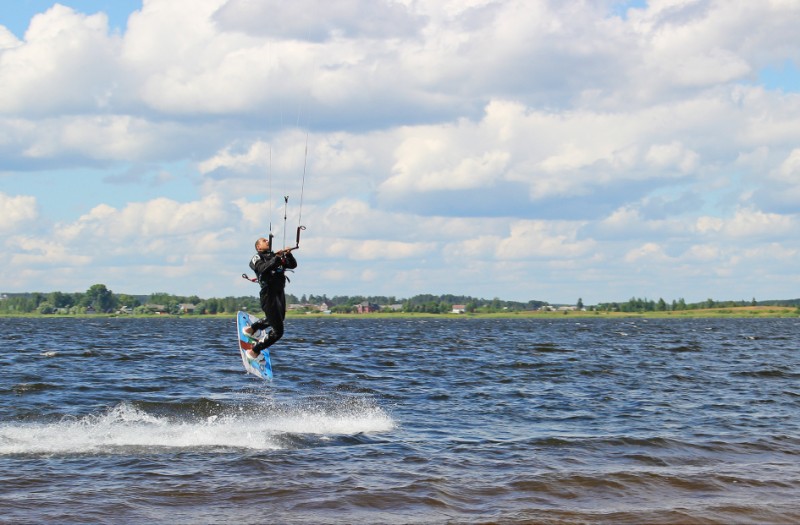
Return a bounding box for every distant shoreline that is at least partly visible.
[2,306,798,319]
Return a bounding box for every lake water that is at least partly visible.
[1,316,798,524]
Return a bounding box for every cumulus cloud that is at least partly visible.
[624,242,669,264]
[19,115,202,162]
[325,238,435,261]
[0,192,38,234]
[692,207,796,239]
[2,0,800,303]
[0,5,122,115]
[56,194,238,243]
[441,219,595,262]
[0,25,21,49]
[212,0,425,41]
[496,220,596,260]
[375,95,753,219]
[198,140,272,176]
[771,148,800,182]
[8,234,92,267]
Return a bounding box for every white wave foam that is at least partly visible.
[0,400,396,455]
[260,402,396,436]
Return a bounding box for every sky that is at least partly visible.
[1,0,799,306]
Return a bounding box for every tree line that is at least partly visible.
[2,285,797,315]
[0,284,264,315]
[0,284,548,315]
[592,296,800,312]
[299,293,548,314]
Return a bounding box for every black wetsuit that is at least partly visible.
[249,250,297,354]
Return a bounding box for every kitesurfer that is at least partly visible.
[243,236,297,359]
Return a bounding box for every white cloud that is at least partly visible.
[0,5,121,115]
[627,1,798,82]
[198,141,271,175]
[772,148,800,182]
[694,207,795,239]
[377,96,734,212]
[624,242,669,264]
[722,207,795,238]
[8,234,92,267]
[443,219,595,261]
[645,141,698,173]
[497,220,595,259]
[20,115,193,161]
[0,25,21,49]
[0,192,38,234]
[324,239,434,261]
[601,206,644,230]
[385,137,509,193]
[213,0,425,41]
[55,195,240,250]
[682,243,721,263]
[3,0,800,303]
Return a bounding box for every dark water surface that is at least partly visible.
[1,317,798,524]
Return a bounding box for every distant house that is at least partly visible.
[452,304,467,314]
[288,303,330,312]
[145,304,168,314]
[179,303,196,314]
[355,301,379,314]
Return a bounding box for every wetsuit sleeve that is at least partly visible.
[283,251,298,270]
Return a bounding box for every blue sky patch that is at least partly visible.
[611,0,648,19]
[2,0,141,38]
[758,59,800,92]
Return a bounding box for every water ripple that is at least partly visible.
[0,316,798,524]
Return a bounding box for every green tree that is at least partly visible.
[204,298,220,314]
[37,301,55,314]
[47,291,74,309]
[116,294,141,309]
[331,305,353,313]
[84,284,117,312]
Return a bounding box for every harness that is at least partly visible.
[242,253,292,285]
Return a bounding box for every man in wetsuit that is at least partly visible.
[243,236,298,359]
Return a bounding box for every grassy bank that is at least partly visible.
[2,306,798,319]
[294,305,800,319]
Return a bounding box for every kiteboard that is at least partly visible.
[236,310,273,380]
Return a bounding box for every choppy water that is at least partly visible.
[1,316,798,524]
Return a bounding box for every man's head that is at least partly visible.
[255,237,271,253]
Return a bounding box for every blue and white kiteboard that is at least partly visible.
[236,310,273,380]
